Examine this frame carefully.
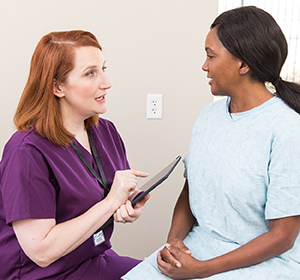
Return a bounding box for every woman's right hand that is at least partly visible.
[160,238,192,268]
[107,169,148,208]
[168,238,192,255]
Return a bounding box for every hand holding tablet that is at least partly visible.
[130,155,181,207]
[95,156,181,233]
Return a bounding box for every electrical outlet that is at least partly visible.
[147,94,163,119]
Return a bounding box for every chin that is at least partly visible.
[98,109,108,115]
[211,89,226,97]
[211,91,220,96]
[97,105,108,115]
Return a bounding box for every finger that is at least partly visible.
[184,249,192,255]
[119,174,138,191]
[157,251,164,273]
[114,207,126,223]
[119,202,137,223]
[157,250,178,276]
[115,170,138,181]
[123,201,138,222]
[127,182,138,192]
[177,242,192,255]
[113,171,138,189]
[161,245,182,268]
[157,250,169,268]
[128,188,140,201]
[125,200,137,218]
[120,204,135,222]
[133,193,150,209]
[131,169,148,178]
[120,204,128,219]
[157,250,165,267]
[166,243,185,261]
[114,208,122,222]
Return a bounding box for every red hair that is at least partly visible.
[14,30,102,146]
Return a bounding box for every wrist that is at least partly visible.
[195,259,214,279]
[167,231,184,243]
[103,194,121,213]
[167,236,180,244]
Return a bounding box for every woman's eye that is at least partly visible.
[86,71,95,76]
[102,66,107,72]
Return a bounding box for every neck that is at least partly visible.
[63,115,86,137]
[229,82,274,113]
[76,129,91,154]
[62,115,91,153]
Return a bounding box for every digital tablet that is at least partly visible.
[131,155,182,207]
[95,155,181,233]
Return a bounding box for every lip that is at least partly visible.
[208,77,213,85]
[95,93,106,102]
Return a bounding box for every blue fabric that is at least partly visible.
[123,96,300,279]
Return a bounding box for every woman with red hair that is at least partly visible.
[0,30,149,279]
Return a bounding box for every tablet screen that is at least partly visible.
[131,155,181,207]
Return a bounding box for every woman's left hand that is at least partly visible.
[113,194,150,223]
[157,243,206,279]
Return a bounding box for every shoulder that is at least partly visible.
[0,131,50,179]
[90,117,120,138]
[201,97,226,114]
[196,97,226,121]
[268,98,300,132]
[96,117,117,131]
[2,130,36,157]
[89,118,129,161]
[90,117,125,146]
[192,98,226,129]
[1,130,61,165]
[253,98,300,152]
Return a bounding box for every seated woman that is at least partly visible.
[0,30,149,280]
[122,6,300,280]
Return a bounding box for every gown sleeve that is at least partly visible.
[266,123,300,219]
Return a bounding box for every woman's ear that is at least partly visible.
[239,61,250,75]
[53,80,65,98]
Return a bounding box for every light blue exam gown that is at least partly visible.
[123,97,300,279]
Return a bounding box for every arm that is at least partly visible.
[158,215,300,279]
[157,179,196,268]
[12,169,147,268]
[167,180,196,243]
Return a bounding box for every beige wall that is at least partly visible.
[0,1,217,259]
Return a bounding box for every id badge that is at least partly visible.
[93,230,105,246]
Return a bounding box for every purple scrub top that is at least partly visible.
[0,118,140,279]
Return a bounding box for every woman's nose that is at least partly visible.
[202,59,208,72]
[100,74,112,90]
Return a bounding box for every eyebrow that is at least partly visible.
[83,65,98,72]
[83,60,107,72]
